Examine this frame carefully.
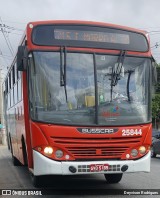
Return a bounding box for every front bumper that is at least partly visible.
[33,150,151,176]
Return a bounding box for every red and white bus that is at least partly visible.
[3,20,157,187]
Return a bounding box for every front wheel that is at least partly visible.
[104,173,123,183]
[151,146,156,158]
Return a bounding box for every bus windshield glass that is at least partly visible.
[28,51,151,126]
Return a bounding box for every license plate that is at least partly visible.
[90,164,109,172]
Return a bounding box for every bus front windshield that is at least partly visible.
[28,51,151,126]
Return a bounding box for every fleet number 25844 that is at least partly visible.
[122,129,142,136]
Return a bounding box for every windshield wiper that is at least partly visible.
[60,46,68,102]
[60,47,65,86]
[110,50,126,86]
[110,50,126,101]
[127,69,135,102]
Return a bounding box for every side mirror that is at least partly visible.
[17,46,28,71]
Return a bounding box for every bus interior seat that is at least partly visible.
[85,96,95,107]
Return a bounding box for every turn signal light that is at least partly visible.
[139,146,146,154]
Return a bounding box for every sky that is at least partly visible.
[0,0,160,78]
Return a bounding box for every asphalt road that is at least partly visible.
[0,145,160,197]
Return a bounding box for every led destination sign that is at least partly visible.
[32,24,149,52]
[54,29,130,44]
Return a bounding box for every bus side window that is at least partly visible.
[12,65,15,85]
[7,75,11,108]
[15,63,17,83]
[13,63,17,104]
[5,78,8,94]
[12,66,15,106]
[9,73,11,90]
[17,75,22,102]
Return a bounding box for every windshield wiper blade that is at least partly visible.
[110,50,126,102]
[111,50,126,86]
[127,69,134,102]
[60,47,65,86]
[60,46,68,102]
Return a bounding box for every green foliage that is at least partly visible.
[152,64,160,119]
[152,94,160,119]
[155,65,160,92]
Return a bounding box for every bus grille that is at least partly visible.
[51,136,141,160]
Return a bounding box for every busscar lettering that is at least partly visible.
[81,128,114,134]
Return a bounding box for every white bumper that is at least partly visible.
[33,150,151,176]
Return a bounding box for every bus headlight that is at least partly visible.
[131,149,138,157]
[139,146,146,154]
[55,150,64,158]
[44,147,53,155]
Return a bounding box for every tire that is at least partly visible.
[151,146,156,158]
[104,173,123,183]
[31,174,42,188]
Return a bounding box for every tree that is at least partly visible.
[152,64,160,128]
[155,65,160,93]
[152,94,160,118]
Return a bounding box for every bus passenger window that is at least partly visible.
[12,65,15,85]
